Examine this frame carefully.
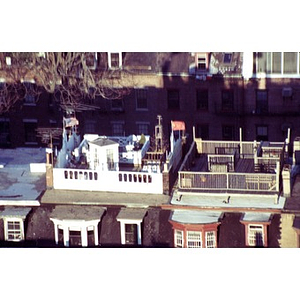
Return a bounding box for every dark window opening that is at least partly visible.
[167,90,180,110]
[222,90,234,111]
[196,90,208,110]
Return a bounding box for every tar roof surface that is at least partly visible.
[0,148,46,204]
[41,189,170,207]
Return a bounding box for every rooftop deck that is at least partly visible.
[177,138,285,194]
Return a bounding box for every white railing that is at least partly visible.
[178,171,279,192]
[195,139,255,158]
[166,138,182,172]
[53,168,163,194]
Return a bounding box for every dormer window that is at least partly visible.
[196,53,207,70]
[85,52,97,70]
[108,52,122,69]
[224,53,233,64]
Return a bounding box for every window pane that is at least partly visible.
[284,52,297,74]
[24,122,37,143]
[196,124,209,139]
[205,231,216,248]
[196,90,208,110]
[222,90,234,111]
[136,89,148,110]
[187,231,202,248]
[272,52,281,73]
[167,90,180,110]
[248,225,264,246]
[175,230,183,248]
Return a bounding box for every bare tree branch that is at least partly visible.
[0,52,133,114]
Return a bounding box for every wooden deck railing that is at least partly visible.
[178,171,279,192]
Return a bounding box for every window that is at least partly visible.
[205,231,216,248]
[106,149,115,170]
[167,89,180,110]
[23,82,36,105]
[0,117,10,146]
[196,124,209,139]
[256,125,268,141]
[256,52,300,75]
[85,120,96,133]
[222,90,234,111]
[196,90,208,110]
[222,125,234,141]
[196,53,207,70]
[187,231,202,248]
[23,119,38,144]
[256,90,268,114]
[108,52,122,69]
[248,225,264,247]
[85,52,97,70]
[174,230,183,247]
[125,224,138,245]
[136,122,149,135]
[7,220,22,241]
[111,99,124,111]
[136,89,148,110]
[111,122,124,136]
[224,53,233,64]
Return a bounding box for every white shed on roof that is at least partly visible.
[88,137,119,171]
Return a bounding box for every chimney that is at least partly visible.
[282,164,291,197]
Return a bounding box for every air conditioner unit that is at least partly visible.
[282,88,293,98]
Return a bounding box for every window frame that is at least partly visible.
[196,89,208,110]
[111,121,125,136]
[23,82,37,106]
[174,229,183,248]
[187,231,202,248]
[23,119,38,144]
[108,52,122,69]
[167,89,180,110]
[255,89,268,114]
[205,231,216,248]
[4,218,24,242]
[247,224,264,247]
[221,89,234,112]
[136,122,150,135]
[135,88,148,111]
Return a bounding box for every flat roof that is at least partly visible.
[50,205,106,221]
[0,207,31,218]
[170,210,222,224]
[41,189,169,207]
[0,148,46,205]
[116,207,147,221]
[241,212,272,222]
[170,191,286,210]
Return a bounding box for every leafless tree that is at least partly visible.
[0,52,132,114]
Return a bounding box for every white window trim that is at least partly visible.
[50,218,100,247]
[4,218,25,242]
[248,224,265,247]
[118,219,143,246]
[255,52,300,78]
[174,229,183,248]
[187,231,202,248]
[205,231,216,248]
[108,52,122,69]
